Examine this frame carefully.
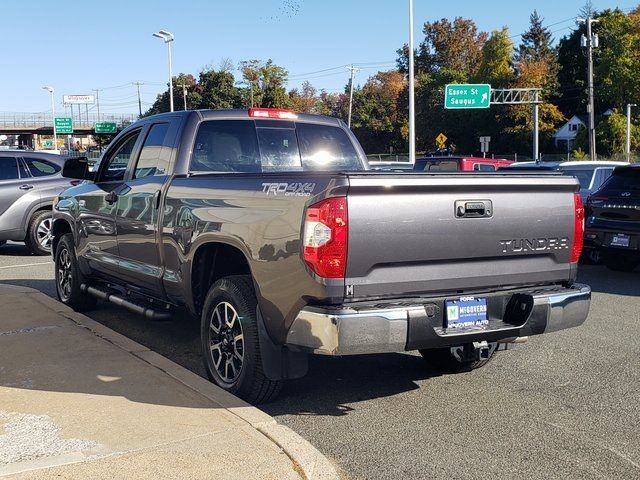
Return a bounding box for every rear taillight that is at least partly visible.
[571,193,585,263]
[70,180,82,186]
[303,197,348,278]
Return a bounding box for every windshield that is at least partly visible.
[560,168,594,188]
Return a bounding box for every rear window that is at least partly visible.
[560,169,594,189]
[190,120,363,173]
[24,157,61,177]
[601,168,640,190]
[419,160,459,171]
[473,163,496,172]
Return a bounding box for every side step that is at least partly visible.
[80,284,172,321]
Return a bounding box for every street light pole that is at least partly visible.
[408,0,416,164]
[346,65,360,128]
[42,86,57,150]
[153,30,175,112]
[92,89,102,122]
[626,103,636,163]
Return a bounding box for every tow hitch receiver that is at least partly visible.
[453,341,494,362]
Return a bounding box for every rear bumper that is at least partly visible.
[584,226,640,253]
[286,284,591,355]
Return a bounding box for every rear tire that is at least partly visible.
[604,253,639,272]
[54,233,98,311]
[419,343,497,372]
[201,275,282,404]
[25,210,53,256]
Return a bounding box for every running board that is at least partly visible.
[80,284,172,320]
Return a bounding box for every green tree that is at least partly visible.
[475,28,514,87]
[197,68,242,109]
[239,59,289,108]
[413,17,488,75]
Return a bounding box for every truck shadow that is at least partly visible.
[263,353,443,417]
[577,264,640,296]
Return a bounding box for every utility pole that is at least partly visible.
[177,83,188,110]
[626,103,636,162]
[133,82,144,117]
[578,16,600,161]
[408,0,416,164]
[533,90,540,162]
[346,65,360,128]
[92,89,102,122]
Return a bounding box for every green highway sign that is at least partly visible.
[54,117,73,134]
[95,122,117,134]
[444,84,491,109]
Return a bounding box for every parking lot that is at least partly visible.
[0,242,638,479]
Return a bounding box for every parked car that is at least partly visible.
[558,161,627,203]
[53,108,590,403]
[413,156,514,172]
[584,164,640,272]
[0,151,78,254]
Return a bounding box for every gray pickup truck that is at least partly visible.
[52,108,591,403]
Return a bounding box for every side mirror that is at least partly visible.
[62,156,95,182]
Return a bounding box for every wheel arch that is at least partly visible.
[189,241,254,317]
[51,218,73,255]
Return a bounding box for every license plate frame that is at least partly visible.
[610,233,631,248]
[445,297,489,329]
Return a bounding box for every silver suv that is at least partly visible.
[0,151,75,255]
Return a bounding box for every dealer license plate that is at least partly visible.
[610,233,631,248]
[445,297,488,329]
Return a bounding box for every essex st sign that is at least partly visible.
[444,84,491,109]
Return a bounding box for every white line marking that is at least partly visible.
[0,261,52,270]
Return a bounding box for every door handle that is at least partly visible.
[455,200,493,218]
[105,191,118,204]
[19,184,34,190]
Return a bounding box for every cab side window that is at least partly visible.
[134,123,170,179]
[24,157,61,177]
[0,157,20,180]
[99,130,141,182]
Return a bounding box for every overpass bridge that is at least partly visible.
[0,112,138,135]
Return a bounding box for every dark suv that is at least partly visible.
[585,165,640,272]
[0,151,75,254]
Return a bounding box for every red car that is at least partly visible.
[413,156,514,172]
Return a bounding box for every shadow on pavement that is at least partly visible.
[577,264,640,296]
[264,353,443,417]
[0,243,37,257]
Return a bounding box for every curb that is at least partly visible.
[0,284,339,480]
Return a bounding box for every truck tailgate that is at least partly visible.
[345,173,579,299]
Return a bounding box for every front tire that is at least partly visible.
[419,343,497,372]
[54,233,97,311]
[201,275,282,404]
[26,210,53,255]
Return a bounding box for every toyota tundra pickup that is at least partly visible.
[52,108,591,403]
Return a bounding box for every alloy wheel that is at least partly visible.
[57,247,72,300]
[208,301,244,383]
[36,217,53,250]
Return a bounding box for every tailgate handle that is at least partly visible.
[455,200,492,218]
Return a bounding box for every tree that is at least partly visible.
[288,81,317,113]
[197,69,242,109]
[350,71,407,152]
[238,59,289,108]
[515,10,560,96]
[475,28,514,88]
[416,17,488,74]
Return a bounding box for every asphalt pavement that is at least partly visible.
[1,241,638,480]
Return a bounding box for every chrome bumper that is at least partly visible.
[286,284,591,356]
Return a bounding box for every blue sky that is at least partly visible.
[1,0,637,114]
